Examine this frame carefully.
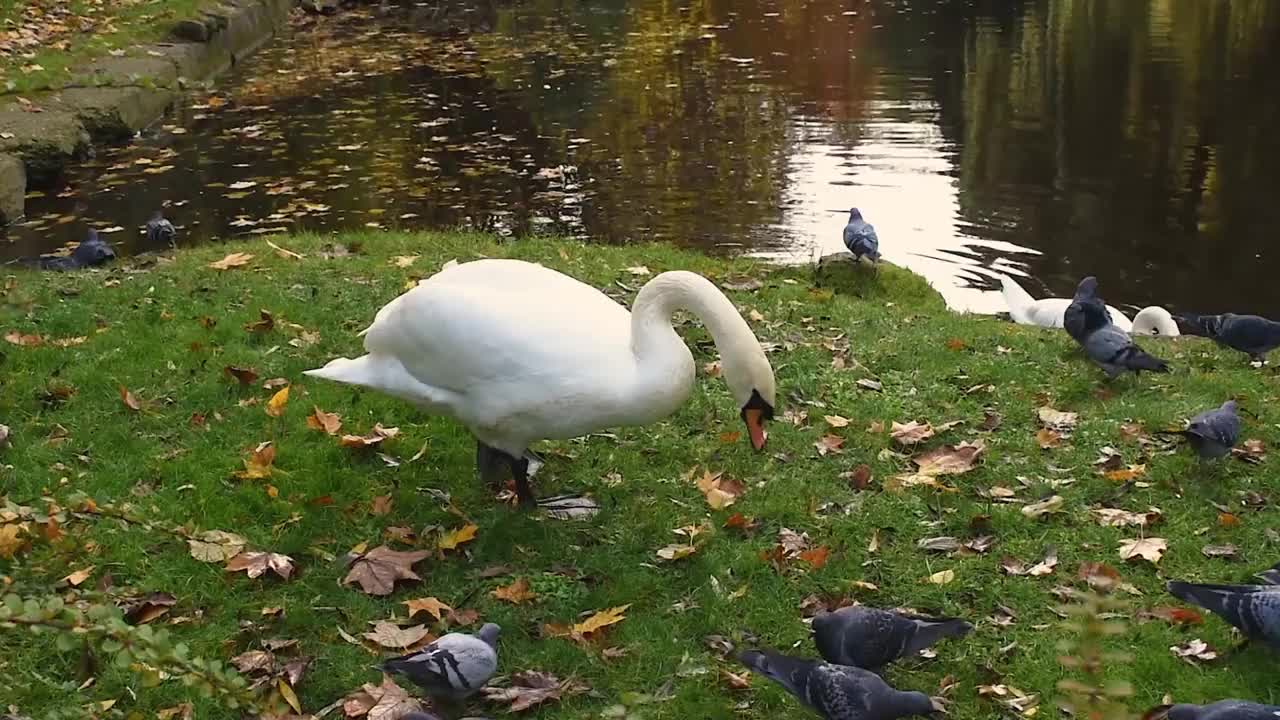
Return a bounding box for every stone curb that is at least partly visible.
[0,0,295,224]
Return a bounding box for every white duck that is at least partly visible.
[305,259,776,506]
[999,275,1179,336]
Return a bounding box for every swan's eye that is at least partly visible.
[740,388,774,421]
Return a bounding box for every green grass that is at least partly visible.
[1,232,1277,718]
[1,0,206,95]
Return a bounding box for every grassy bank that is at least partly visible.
[1,232,1277,718]
[0,0,207,94]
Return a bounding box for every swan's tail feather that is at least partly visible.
[999,274,1037,325]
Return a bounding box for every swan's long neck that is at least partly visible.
[629,272,766,412]
[1131,306,1180,336]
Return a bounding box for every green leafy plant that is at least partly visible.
[1057,585,1134,720]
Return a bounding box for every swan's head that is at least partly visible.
[1131,306,1180,336]
[725,346,775,451]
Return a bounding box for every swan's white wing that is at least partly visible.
[1023,299,1070,328]
[362,260,638,446]
[1106,306,1133,332]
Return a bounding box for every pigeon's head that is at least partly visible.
[1221,400,1239,415]
[477,622,501,647]
[1172,312,1213,337]
[848,207,863,221]
[1073,276,1098,300]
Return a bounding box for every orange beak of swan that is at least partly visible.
[744,408,768,451]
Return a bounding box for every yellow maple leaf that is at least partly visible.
[572,605,631,635]
[403,596,453,621]
[265,385,290,417]
[0,523,27,559]
[491,577,537,604]
[437,523,478,551]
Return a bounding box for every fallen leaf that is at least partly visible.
[824,415,851,428]
[121,592,176,625]
[912,442,984,476]
[1201,544,1239,560]
[1170,638,1218,664]
[843,464,873,491]
[187,530,248,562]
[119,385,141,411]
[340,424,400,448]
[799,546,831,568]
[492,577,537,604]
[370,495,394,516]
[0,524,27,559]
[307,407,343,435]
[928,569,956,585]
[624,266,651,276]
[1143,607,1204,625]
[1092,507,1162,528]
[1022,495,1065,519]
[573,605,630,636]
[390,255,419,268]
[4,331,43,346]
[244,310,275,333]
[224,366,259,386]
[483,670,588,712]
[1035,428,1062,449]
[918,537,961,553]
[225,551,295,580]
[1027,547,1059,576]
[1037,406,1079,431]
[62,566,94,586]
[234,442,276,480]
[1104,465,1147,482]
[437,524,478,551]
[403,597,452,621]
[693,468,745,510]
[891,420,934,446]
[208,252,254,270]
[1119,537,1168,565]
[266,385,290,417]
[342,546,431,596]
[814,434,845,456]
[363,621,430,649]
[342,676,423,719]
[657,543,699,561]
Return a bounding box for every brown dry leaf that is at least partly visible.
[912,442,984,476]
[4,330,44,347]
[121,592,177,625]
[187,530,248,562]
[224,366,259,386]
[363,621,430,649]
[918,537,961,553]
[1021,495,1065,519]
[1027,547,1059,576]
[342,676,424,719]
[343,546,431,596]
[1234,439,1266,463]
[1201,544,1239,559]
[437,524,478,551]
[890,420,934,446]
[1035,428,1062,449]
[1037,406,1079,431]
[814,434,845,456]
[306,407,343,435]
[244,310,275,334]
[693,468,745,510]
[573,605,630,636]
[266,385,290,417]
[1104,465,1148,482]
[483,670,588,712]
[656,543,699,562]
[1119,537,1168,565]
[824,415,851,428]
[1170,639,1219,664]
[119,385,141,411]
[492,577,537,604]
[403,597,452,621]
[226,551,295,580]
[234,441,277,480]
[1092,507,1162,528]
[799,546,831,569]
[0,523,28,559]
[1143,607,1204,625]
[341,424,400,449]
[1119,422,1146,442]
[370,495,394,517]
[62,566,94,586]
[208,252,255,270]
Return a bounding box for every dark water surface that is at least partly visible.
[4,0,1279,314]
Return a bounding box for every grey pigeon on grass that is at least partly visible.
[812,606,972,671]
[379,623,500,700]
[737,649,934,720]
[1166,581,1280,648]
[146,210,176,248]
[843,208,880,263]
[1173,401,1241,460]
[1064,277,1169,377]
[1147,701,1280,720]
[1175,313,1280,363]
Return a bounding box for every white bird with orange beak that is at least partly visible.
[305,258,776,507]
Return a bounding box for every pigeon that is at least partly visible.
[146,211,176,248]
[811,606,973,671]
[1063,277,1169,377]
[32,228,116,271]
[1257,562,1280,585]
[1166,580,1280,648]
[378,623,500,700]
[1173,401,1241,460]
[737,649,935,720]
[843,208,880,263]
[1149,700,1280,720]
[1174,313,1280,363]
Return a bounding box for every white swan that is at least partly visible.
[999,275,1178,335]
[304,259,777,506]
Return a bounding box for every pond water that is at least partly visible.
[4,0,1280,314]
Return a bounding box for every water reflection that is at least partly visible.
[3,0,1279,314]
